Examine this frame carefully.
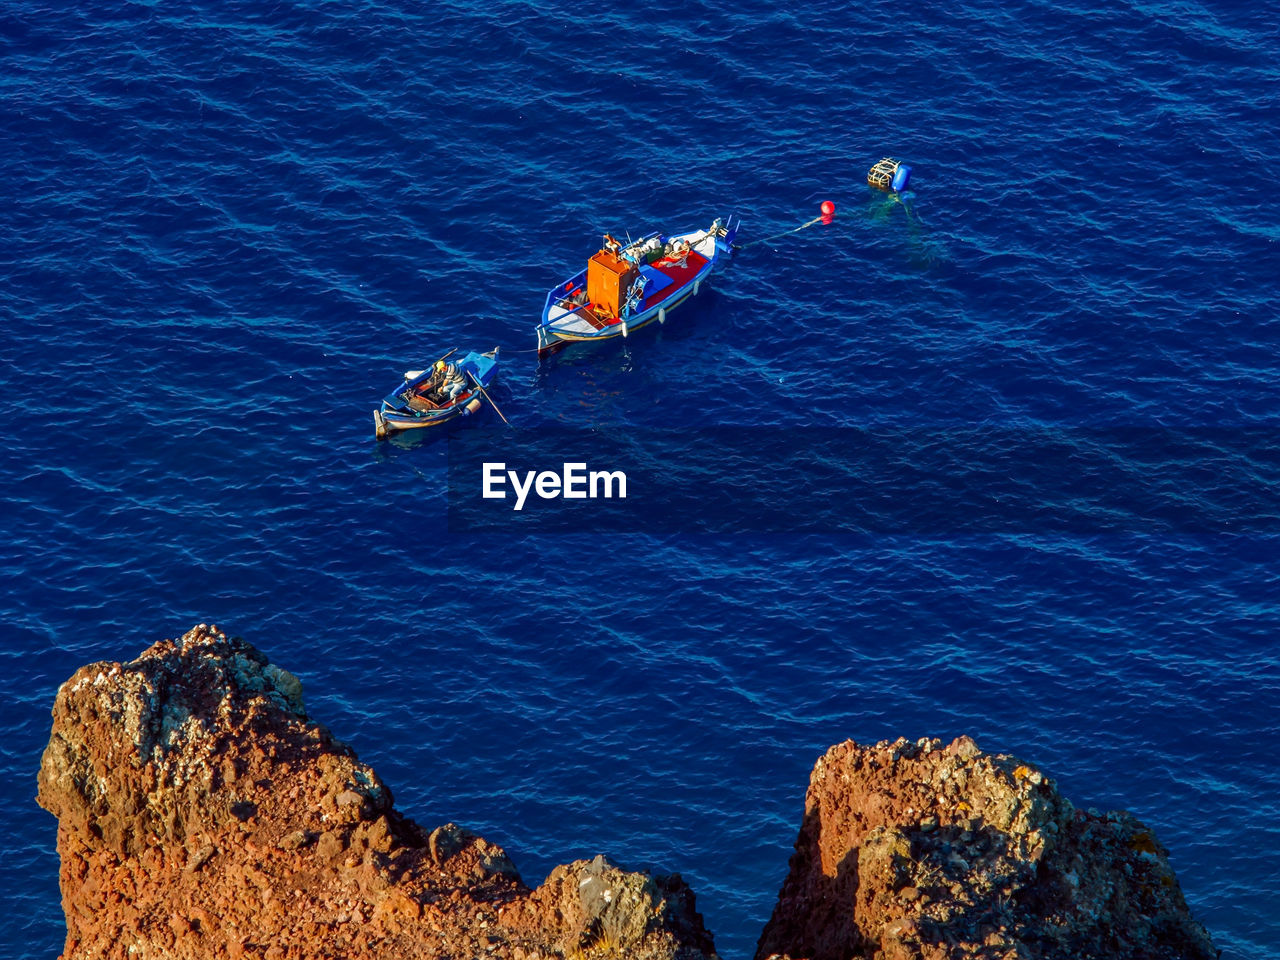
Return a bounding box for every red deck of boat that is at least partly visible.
[644,250,709,308]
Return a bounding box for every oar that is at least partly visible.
[468,371,510,426]
[404,347,458,382]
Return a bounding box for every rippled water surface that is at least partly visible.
[3,2,1278,958]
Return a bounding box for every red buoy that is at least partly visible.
[820,200,835,216]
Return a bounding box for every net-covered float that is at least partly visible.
[536,217,739,356]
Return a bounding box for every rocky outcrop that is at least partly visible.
[508,855,716,959]
[756,737,1217,960]
[36,625,715,960]
[37,627,1217,960]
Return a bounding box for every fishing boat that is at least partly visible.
[373,348,500,439]
[536,216,739,356]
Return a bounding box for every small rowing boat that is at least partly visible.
[373,348,500,439]
[536,216,739,356]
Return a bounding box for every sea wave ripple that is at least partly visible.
[2,1,1278,958]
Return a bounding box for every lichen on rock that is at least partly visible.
[755,736,1217,960]
[37,624,717,960]
[512,854,716,960]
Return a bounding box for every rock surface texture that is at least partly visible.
[756,737,1217,960]
[37,626,715,960]
[39,627,1216,960]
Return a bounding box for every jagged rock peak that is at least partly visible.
[756,736,1217,960]
[37,625,716,960]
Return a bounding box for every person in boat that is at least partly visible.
[440,361,468,402]
[603,233,620,255]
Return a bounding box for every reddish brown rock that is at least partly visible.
[37,626,1218,960]
[755,737,1216,960]
[37,625,715,960]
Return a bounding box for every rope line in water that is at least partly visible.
[733,215,824,250]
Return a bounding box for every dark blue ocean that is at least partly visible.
[3,1,1278,957]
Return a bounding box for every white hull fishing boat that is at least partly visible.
[536,217,738,356]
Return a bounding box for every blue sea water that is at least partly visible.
[3,1,1279,958]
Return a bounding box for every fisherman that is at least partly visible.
[441,361,467,402]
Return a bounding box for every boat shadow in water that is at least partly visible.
[533,289,723,376]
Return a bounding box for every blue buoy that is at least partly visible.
[868,157,914,193]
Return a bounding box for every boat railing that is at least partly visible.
[543,270,589,321]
